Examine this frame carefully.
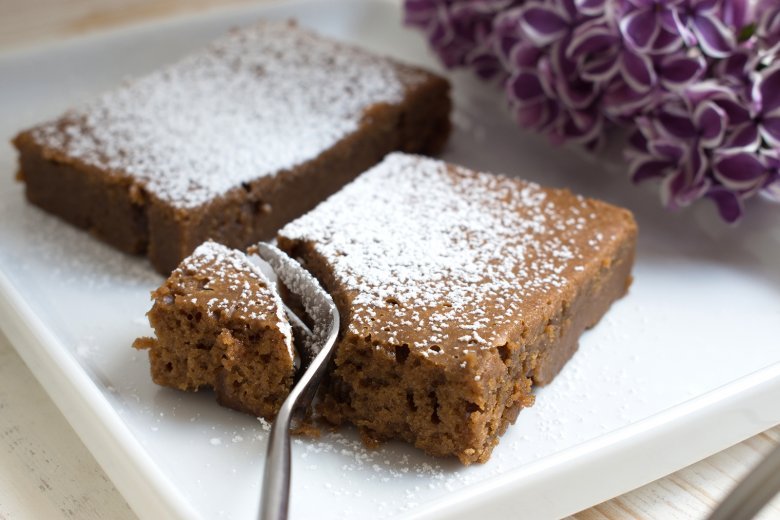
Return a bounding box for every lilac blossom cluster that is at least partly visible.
[405,0,780,221]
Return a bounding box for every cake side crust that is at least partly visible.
[13,132,148,255]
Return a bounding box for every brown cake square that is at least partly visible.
[13,21,451,274]
[133,240,295,420]
[277,153,637,464]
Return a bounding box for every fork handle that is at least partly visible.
[707,442,780,520]
[259,402,294,520]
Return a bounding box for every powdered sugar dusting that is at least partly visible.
[30,21,423,209]
[279,153,626,354]
[177,240,293,358]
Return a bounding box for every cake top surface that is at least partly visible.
[279,153,634,359]
[29,21,426,209]
[171,240,293,359]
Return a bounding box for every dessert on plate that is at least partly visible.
[12,20,451,274]
[277,152,637,464]
[133,240,295,420]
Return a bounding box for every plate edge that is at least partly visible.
[0,268,201,520]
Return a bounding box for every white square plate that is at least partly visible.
[1,1,779,518]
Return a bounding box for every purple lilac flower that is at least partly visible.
[751,62,780,148]
[405,0,780,222]
[756,1,780,49]
[404,0,520,77]
[677,0,737,57]
[505,0,607,146]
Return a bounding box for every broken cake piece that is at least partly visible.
[133,240,294,420]
[13,20,451,274]
[277,153,637,464]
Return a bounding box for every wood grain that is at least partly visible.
[0,1,778,519]
[0,330,134,520]
[0,0,253,50]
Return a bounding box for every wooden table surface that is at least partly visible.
[1,1,779,519]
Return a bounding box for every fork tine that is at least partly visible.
[254,243,335,346]
[250,243,340,520]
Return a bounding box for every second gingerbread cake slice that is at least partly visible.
[13,21,451,274]
[278,153,637,464]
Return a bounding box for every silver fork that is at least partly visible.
[249,243,340,520]
[707,442,780,520]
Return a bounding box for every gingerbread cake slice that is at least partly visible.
[13,21,451,274]
[277,153,637,464]
[133,240,295,420]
